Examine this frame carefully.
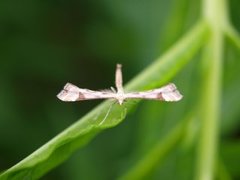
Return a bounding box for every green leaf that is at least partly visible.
[0,21,209,180]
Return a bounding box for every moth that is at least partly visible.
[57,64,183,105]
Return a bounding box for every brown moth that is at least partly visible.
[57,64,183,105]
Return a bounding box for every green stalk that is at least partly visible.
[195,0,225,179]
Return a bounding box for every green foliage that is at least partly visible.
[0,21,208,180]
[0,0,240,179]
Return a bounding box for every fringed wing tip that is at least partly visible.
[57,90,79,102]
[57,90,67,101]
[162,90,183,102]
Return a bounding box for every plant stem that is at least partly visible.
[195,0,225,180]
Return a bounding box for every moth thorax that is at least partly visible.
[116,92,125,105]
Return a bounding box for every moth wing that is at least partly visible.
[125,83,183,102]
[57,83,116,102]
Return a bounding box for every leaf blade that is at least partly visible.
[0,21,209,180]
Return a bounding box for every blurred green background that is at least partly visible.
[1,0,240,179]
